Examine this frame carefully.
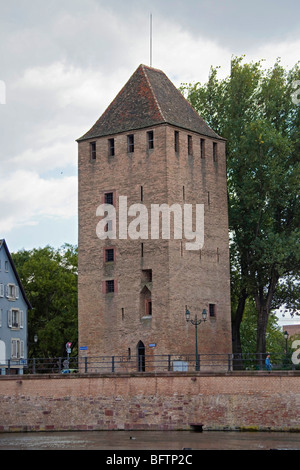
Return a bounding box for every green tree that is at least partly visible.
[12,244,78,358]
[181,56,300,355]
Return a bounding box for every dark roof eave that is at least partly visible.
[76,121,225,143]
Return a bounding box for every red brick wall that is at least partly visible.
[78,124,232,360]
[1,372,299,432]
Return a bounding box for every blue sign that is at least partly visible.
[80,346,88,351]
[149,343,156,347]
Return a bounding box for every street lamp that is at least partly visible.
[284,330,289,365]
[185,306,207,371]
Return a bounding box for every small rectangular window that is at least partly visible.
[174,131,179,153]
[108,138,115,156]
[104,220,113,233]
[188,135,193,156]
[146,299,152,316]
[5,261,8,272]
[142,269,152,282]
[128,134,134,153]
[90,141,96,161]
[213,142,218,162]
[104,192,114,205]
[147,130,154,150]
[209,304,216,317]
[11,339,24,359]
[105,248,115,263]
[200,138,205,159]
[9,308,23,329]
[106,280,115,293]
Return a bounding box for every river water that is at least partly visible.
[0,430,300,450]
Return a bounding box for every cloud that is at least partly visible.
[1,0,300,249]
[0,170,77,233]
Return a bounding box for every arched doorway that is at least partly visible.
[137,340,145,371]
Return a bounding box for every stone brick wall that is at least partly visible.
[1,372,299,432]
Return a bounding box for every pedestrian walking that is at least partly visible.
[265,354,272,371]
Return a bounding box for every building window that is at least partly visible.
[0,308,2,327]
[104,192,114,205]
[200,138,205,159]
[128,134,134,153]
[90,141,96,161]
[106,280,115,293]
[142,269,152,283]
[147,130,154,150]
[188,135,193,156]
[104,220,113,233]
[108,138,115,156]
[174,131,179,153]
[209,304,216,317]
[8,309,23,329]
[104,247,115,263]
[145,299,152,316]
[11,338,24,359]
[6,284,19,300]
[213,142,218,162]
[5,261,8,272]
[0,284,4,297]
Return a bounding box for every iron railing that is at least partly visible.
[0,352,298,375]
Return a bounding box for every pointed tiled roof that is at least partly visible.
[77,64,223,141]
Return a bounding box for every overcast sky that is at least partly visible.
[0,0,299,252]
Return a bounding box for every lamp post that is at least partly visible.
[185,306,207,371]
[284,330,289,367]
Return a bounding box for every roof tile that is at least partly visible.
[77,64,222,141]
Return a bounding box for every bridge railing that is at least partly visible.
[0,351,297,375]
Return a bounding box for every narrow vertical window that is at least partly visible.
[146,299,152,316]
[104,247,115,262]
[174,131,179,153]
[141,242,144,258]
[147,130,154,150]
[188,135,193,156]
[209,304,216,317]
[141,185,143,202]
[128,134,134,153]
[90,141,96,161]
[108,138,115,156]
[213,142,218,162]
[200,138,205,159]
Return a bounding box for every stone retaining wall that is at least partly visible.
[0,372,299,432]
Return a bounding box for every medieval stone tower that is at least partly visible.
[77,64,231,369]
